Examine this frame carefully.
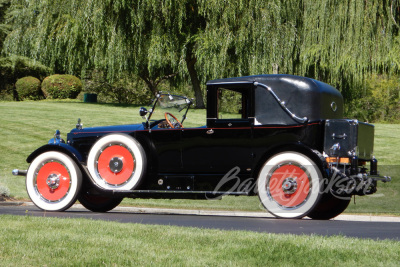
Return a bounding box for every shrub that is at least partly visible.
[345,74,400,123]
[0,55,51,100]
[42,74,82,99]
[15,76,42,100]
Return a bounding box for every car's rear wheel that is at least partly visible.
[26,151,82,211]
[306,191,351,220]
[78,189,123,212]
[257,152,323,219]
[87,134,146,191]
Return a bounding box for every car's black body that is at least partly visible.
[14,74,390,219]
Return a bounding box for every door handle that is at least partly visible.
[207,129,214,135]
[332,133,347,139]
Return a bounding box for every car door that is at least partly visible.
[181,84,255,191]
[182,121,253,173]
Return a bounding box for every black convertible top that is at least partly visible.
[207,74,343,125]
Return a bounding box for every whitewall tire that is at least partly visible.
[87,134,146,191]
[257,152,323,219]
[26,151,82,211]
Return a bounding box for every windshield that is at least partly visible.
[146,93,192,128]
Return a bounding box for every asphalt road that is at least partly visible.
[1,204,399,240]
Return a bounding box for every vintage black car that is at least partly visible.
[13,74,390,219]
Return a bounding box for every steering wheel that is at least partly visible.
[165,112,183,128]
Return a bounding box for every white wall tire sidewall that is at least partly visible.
[257,152,322,219]
[26,151,82,211]
[87,134,145,190]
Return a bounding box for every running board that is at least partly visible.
[99,189,249,198]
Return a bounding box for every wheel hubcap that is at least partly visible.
[46,173,60,190]
[109,157,123,173]
[281,177,297,194]
[268,164,310,208]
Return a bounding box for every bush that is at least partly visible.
[42,74,82,99]
[15,76,42,100]
[345,74,400,123]
[0,55,51,100]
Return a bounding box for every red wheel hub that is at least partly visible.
[36,162,71,201]
[97,145,135,185]
[268,164,310,207]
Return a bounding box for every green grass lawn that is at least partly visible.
[0,100,399,215]
[1,100,399,266]
[0,215,399,266]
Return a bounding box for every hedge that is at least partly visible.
[15,76,42,100]
[42,74,82,99]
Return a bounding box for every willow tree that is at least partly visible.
[3,0,207,106]
[0,0,11,50]
[298,0,400,99]
[194,0,400,99]
[4,0,400,105]
[131,0,206,107]
[195,0,299,81]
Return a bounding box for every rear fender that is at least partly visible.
[252,143,327,180]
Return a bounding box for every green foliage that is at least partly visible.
[345,75,400,122]
[195,0,400,96]
[83,70,152,104]
[2,0,183,81]
[2,0,400,107]
[42,74,82,99]
[0,55,51,100]
[218,88,242,116]
[15,76,42,100]
[0,0,11,50]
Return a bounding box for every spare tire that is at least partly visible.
[87,134,146,191]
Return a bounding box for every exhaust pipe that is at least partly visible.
[12,169,27,176]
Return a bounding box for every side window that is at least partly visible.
[217,88,246,119]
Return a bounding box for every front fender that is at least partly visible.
[26,143,84,164]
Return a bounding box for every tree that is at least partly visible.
[194,0,400,100]
[195,0,299,80]
[0,0,11,50]
[3,0,206,106]
[3,0,400,106]
[297,0,400,99]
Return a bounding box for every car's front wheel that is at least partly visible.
[26,151,82,211]
[257,152,323,219]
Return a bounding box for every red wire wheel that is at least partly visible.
[26,151,82,211]
[257,152,323,219]
[87,134,146,190]
[267,164,310,208]
[96,144,135,185]
[35,161,71,202]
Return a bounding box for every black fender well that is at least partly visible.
[26,143,84,164]
[252,142,326,180]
